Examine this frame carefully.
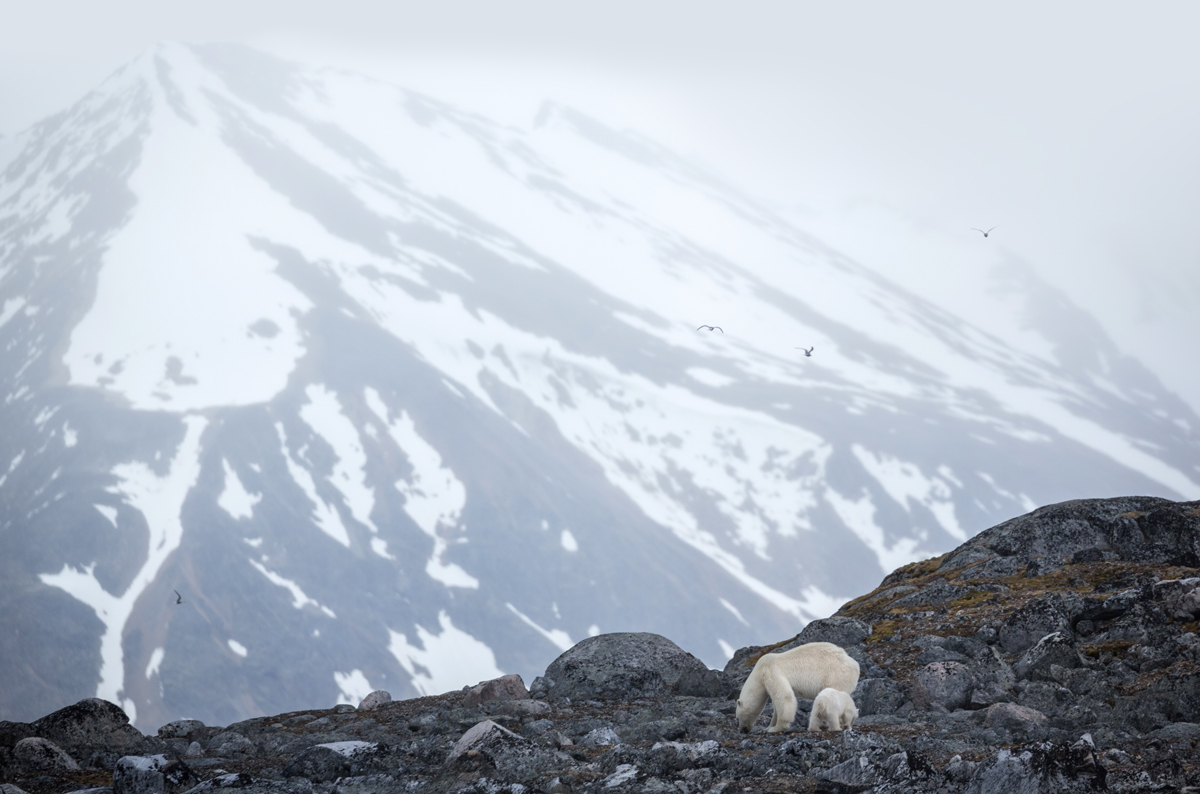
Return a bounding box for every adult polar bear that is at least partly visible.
[736,642,860,733]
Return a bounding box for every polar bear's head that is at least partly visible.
[735,698,754,732]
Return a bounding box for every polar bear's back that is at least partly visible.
[754,641,859,700]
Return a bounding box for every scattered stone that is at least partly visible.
[356,691,391,711]
[581,727,621,746]
[463,674,528,708]
[156,721,204,740]
[5,496,1198,794]
[112,754,199,794]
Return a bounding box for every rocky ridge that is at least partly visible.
[3,496,1200,793]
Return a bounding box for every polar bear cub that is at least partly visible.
[736,642,860,733]
[809,687,858,732]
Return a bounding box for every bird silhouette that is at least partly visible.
[173,590,183,605]
[696,325,724,333]
[796,347,814,357]
[971,226,999,238]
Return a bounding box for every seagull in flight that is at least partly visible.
[697,325,724,333]
[971,226,999,238]
[796,347,814,357]
[173,590,183,605]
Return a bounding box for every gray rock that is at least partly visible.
[113,755,199,794]
[30,698,146,755]
[541,633,721,701]
[206,732,254,758]
[463,674,528,708]
[13,736,79,771]
[795,616,873,648]
[982,703,1047,733]
[964,749,1039,794]
[581,727,621,746]
[911,662,974,711]
[156,721,204,740]
[854,678,908,716]
[998,596,1077,655]
[448,720,524,762]
[1013,632,1080,680]
[0,786,30,794]
[282,746,350,782]
[355,690,391,711]
[492,699,551,717]
[183,742,204,758]
[891,583,973,608]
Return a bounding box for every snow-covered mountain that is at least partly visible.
[1,43,1197,731]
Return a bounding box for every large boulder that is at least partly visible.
[30,699,145,757]
[937,497,1200,576]
[536,633,721,701]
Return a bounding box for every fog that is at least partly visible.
[4,0,1198,409]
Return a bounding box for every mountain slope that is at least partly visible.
[1,42,1196,730]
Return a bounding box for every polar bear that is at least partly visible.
[808,687,858,732]
[736,642,860,733]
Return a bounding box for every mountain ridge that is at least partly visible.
[1,42,1197,731]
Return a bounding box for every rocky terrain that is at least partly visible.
[3,495,1199,793]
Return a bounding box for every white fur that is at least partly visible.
[735,642,860,733]
[808,687,858,732]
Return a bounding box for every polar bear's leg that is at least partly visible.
[764,669,797,733]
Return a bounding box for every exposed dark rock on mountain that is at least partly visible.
[3,496,1200,792]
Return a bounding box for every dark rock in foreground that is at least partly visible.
[3,496,1200,793]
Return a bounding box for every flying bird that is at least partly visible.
[173,590,183,605]
[697,325,724,333]
[971,226,999,238]
[796,347,814,357]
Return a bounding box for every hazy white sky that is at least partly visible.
[4,1,1199,408]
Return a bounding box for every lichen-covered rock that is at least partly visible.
[1013,631,1081,680]
[12,737,78,772]
[540,633,721,701]
[912,662,974,711]
[30,699,146,758]
[156,721,204,740]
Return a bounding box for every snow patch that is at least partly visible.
[94,504,118,527]
[0,297,25,329]
[145,647,164,679]
[63,422,77,447]
[824,487,933,574]
[217,459,261,520]
[227,639,248,657]
[686,367,735,388]
[249,559,337,617]
[39,416,207,718]
[299,384,379,533]
[851,445,967,541]
[364,388,477,589]
[387,611,504,696]
[275,423,350,547]
[560,529,578,552]
[334,669,373,706]
[719,598,749,627]
[717,639,735,661]
[506,602,573,652]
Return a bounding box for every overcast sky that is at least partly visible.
[4,1,1199,409]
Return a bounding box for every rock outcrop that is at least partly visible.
[2,496,1198,793]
